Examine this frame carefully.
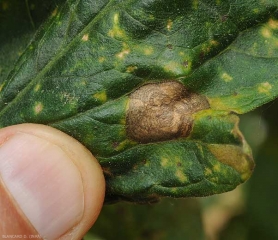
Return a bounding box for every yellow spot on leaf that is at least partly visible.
[0,83,4,92]
[93,91,107,103]
[253,8,259,14]
[126,66,137,73]
[176,170,188,183]
[209,144,254,181]
[143,47,154,55]
[34,84,41,92]
[80,80,87,86]
[98,57,105,63]
[258,82,272,94]
[34,102,43,114]
[161,158,169,167]
[268,18,278,29]
[113,13,119,24]
[149,14,155,20]
[167,19,173,31]
[205,168,213,176]
[221,72,233,82]
[193,0,198,9]
[51,7,58,17]
[108,13,126,39]
[82,34,89,41]
[210,40,219,46]
[114,140,130,151]
[117,43,130,59]
[213,163,221,172]
[261,27,272,38]
[119,117,126,125]
[163,61,181,74]
[210,177,219,182]
[108,28,121,38]
[117,49,130,59]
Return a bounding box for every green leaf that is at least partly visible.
[0,0,66,82]
[1,0,277,203]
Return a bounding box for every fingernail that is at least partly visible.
[0,132,84,239]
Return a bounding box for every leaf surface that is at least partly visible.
[1,0,277,202]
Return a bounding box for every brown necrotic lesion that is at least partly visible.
[126,81,209,143]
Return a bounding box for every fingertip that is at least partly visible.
[0,124,105,239]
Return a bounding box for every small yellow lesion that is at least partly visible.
[113,13,119,24]
[221,72,233,82]
[149,14,155,20]
[34,84,41,92]
[210,40,219,46]
[253,8,259,14]
[204,168,213,176]
[34,102,43,115]
[213,163,221,172]
[163,61,181,74]
[114,139,131,151]
[193,0,198,9]
[108,12,126,39]
[126,66,137,73]
[82,34,89,42]
[51,7,58,17]
[176,169,188,183]
[166,19,173,31]
[268,18,278,30]
[98,56,105,63]
[208,97,230,111]
[143,46,154,55]
[119,117,126,125]
[116,43,130,59]
[202,40,218,54]
[258,82,272,94]
[80,80,87,86]
[161,158,169,167]
[108,28,122,38]
[117,49,130,59]
[93,91,107,103]
[210,177,219,183]
[0,83,5,92]
[261,27,272,38]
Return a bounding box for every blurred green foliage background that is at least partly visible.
[1,1,278,239]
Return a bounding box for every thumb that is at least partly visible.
[0,124,105,239]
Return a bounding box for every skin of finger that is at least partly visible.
[0,123,105,239]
